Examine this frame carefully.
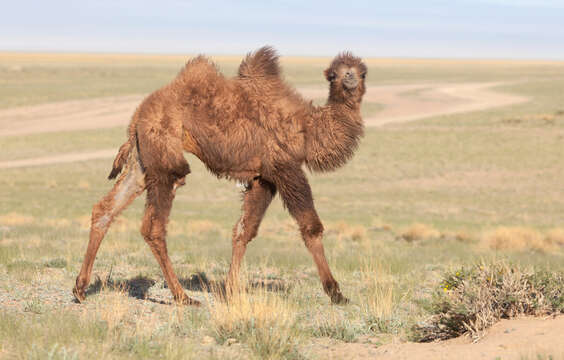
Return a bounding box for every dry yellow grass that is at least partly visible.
[208,286,299,359]
[440,230,474,243]
[94,289,130,332]
[330,222,368,242]
[359,262,396,330]
[454,231,473,243]
[546,228,564,246]
[77,180,91,190]
[43,218,72,229]
[76,215,92,230]
[0,212,34,226]
[185,220,222,236]
[371,218,393,232]
[482,227,554,252]
[400,223,440,242]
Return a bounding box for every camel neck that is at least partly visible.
[304,100,364,173]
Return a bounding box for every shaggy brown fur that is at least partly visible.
[73,46,367,305]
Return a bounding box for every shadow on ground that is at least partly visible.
[82,271,291,304]
[84,275,157,300]
[176,272,291,294]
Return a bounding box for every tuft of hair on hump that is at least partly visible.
[238,46,280,79]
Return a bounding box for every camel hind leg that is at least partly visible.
[226,177,276,294]
[73,152,145,302]
[140,173,199,305]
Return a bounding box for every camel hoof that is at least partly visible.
[72,286,86,303]
[176,295,201,306]
[330,292,350,305]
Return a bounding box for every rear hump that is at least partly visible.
[238,46,280,79]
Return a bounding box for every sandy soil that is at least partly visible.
[0,82,527,170]
[0,149,117,169]
[310,316,564,360]
[0,95,143,137]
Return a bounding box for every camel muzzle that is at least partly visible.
[343,73,358,89]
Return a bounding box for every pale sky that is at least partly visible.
[1,0,564,59]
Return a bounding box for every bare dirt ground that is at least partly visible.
[0,95,143,137]
[310,316,564,360]
[0,149,117,169]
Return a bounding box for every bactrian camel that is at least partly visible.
[73,46,367,305]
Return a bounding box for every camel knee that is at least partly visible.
[299,216,324,240]
[91,201,112,231]
[232,221,257,248]
[141,212,167,244]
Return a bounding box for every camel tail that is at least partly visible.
[107,141,131,180]
[108,126,145,180]
[238,46,280,79]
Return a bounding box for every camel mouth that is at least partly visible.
[343,77,359,90]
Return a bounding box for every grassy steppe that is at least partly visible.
[0,54,563,359]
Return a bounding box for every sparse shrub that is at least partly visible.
[482,227,553,252]
[439,230,474,243]
[24,297,43,314]
[411,262,564,342]
[6,260,36,272]
[209,289,302,359]
[454,231,473,243]
[400,223,440,242]
[330,222,368,242]
[370,218,393,232]
[501,113,561,126]
[28,343,79,360]
[44,258,67,268]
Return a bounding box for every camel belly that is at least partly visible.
[181,126,262,182]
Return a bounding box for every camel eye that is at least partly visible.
[360,73,366,79]
[328,72,336,81]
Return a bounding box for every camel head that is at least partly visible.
[324,52,367,104]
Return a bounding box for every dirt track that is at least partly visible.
[0,82,527,169]
[311,316,564,360]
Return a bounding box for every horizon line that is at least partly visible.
[2,50,564,64]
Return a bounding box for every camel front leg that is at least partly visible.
[226,178,276,294]
[276,168,349,304]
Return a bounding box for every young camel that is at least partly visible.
[73,46,367,305]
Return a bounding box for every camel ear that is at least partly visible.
[324,68,336,82]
